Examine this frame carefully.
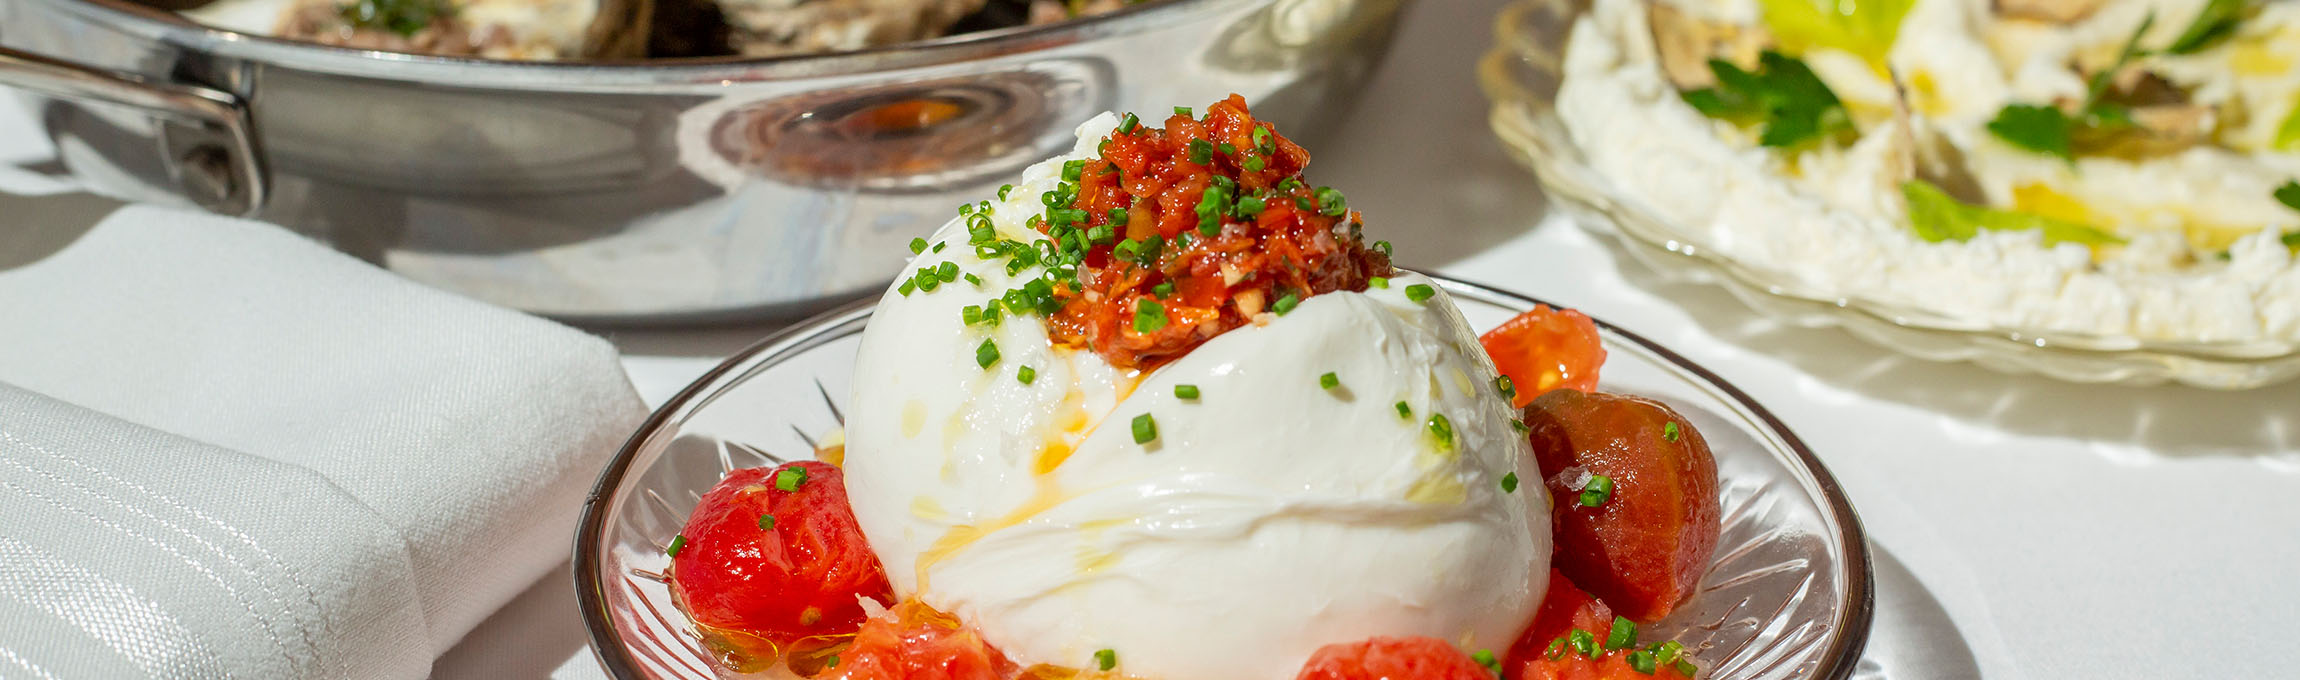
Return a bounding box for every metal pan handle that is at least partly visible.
[0,45,264,215]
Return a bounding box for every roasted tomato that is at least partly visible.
[835,600,1015,680]
[1481,305,1606,406]
[1506,572,1700,680]
[670,461,894,670]
[1296,636,1498,680]
[1522,390,1720,622]
[1038,93,1391,370]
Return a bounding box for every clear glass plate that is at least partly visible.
[574,277,1875,679]
[1474,0,2300,390]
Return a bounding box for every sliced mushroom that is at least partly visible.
[1995,0,2104,24]
[1887,73,1986,204]
[1647,1,1769,89]
[2070,69,2216,157]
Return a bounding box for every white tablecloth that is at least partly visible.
[8,0,2298,677]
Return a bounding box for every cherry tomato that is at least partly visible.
[1296,636,1496,680]
[1523,390,1720,623]
[1481,305,1606,406]
[834,601,1015,680]
[671,461,894,670]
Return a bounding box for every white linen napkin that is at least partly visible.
[0,205,648,678]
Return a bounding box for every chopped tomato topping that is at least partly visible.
[1505,571,1700,680]
[1296,636,1498,680]
[1480,304,1606,406]
[1039,94,1391,370]
[834,600,1016,680]
[670,461,894,672]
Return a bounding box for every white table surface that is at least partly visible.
[8,0,2298,678]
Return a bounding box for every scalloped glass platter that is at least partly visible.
[1476,0,2300,389]
[574,277,1875,680]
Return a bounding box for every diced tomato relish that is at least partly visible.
[1037,94,1391,370]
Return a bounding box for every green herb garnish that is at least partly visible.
[1134,298,1169,333]
[774,466,809,492]
[1902,180,2122,246]
[1319,372,1340,390]
[339,0,454,36]
[1094,649,1117,672]
[1607,616,1638,650]
[1501,472,1520,493]
[1680,51,1851,149]
[1580,474,1614,507]
[1174,384,1200,399]
[1271,292,1301,315]
[1132,413,1158,444]
[1404,284,1436,303]
[2167,0,2248,54]
[665,534,686,557]
[975,338,1000,368]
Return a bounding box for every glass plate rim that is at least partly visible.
[570,274,1878,680]
[1473,0,2300,388]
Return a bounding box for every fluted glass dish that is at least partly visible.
[573,277,1874,679]
[1476,0,2300,389]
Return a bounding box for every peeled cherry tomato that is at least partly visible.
[1522,390,1720,623]
[834,601,1015,680]
[671,461,893,670]
[1481,305,1606,407]
[1297,636,1497,680]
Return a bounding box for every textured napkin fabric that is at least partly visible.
[0,206,648,678]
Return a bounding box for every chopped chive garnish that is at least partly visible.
[1017,365,1037,384]
[1218,142,1237,156]
[976,338,1000,368]
[998,184,1014,200]
[1132,413,1158,444]
[1134,298,1169,333]
[1271,292,1301,315]
[1511,418,1530,434]
[774,466,809,492]
[1663,421,1682,442]
[1607,617,1637,650]
[1545,638,1567,660]
[1368,276,1389,288]
[1314,186,1347,216]
[1188,139,1213,165]
[1427,414,1455,451]
[916,268,941,292]
[933,242,946,253]
[1627,650,1656,674]
[1580,474,1614,507]
[1251,126,1272,149]
[1404,284,1436,303]
[1235,195,1265,218]
[1568,629,1597,657]
[1174,384,1200,399]
[828,655,840,669]
[898,279,917,296]
[1244,156,1266,173]
[758,514,776,530]
[1320,372,1340,390]
[1062,159,1086,182]
[1673,659,1699,676]
[665,534,686,557]
[962,305,984,325]
[1395,401,1411,418]
[1653,641,1686,665]
[936,261,960,282]
[1174,106,1193,117]
[1118,113,1139,133]
[1502,472,1519,493]
[1373,240,1393,256]
[1109,207,1129,224]
[1471,649,1500,674]
[1094,649,1117,671]
[1495,376,1517,401]
[1152,281,1175,298]
[909,237,928,254]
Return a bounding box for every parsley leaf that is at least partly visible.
[2277,180,2300,212]
[1902,180,2122,246]
[1985,105,2074,159]
[2166,0,2248,54]
[1679,51,1852,149]
[1986,14,2154,159]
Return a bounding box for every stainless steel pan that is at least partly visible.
[0,0,1407,321]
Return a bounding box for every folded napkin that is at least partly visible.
[0,205,647,677]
